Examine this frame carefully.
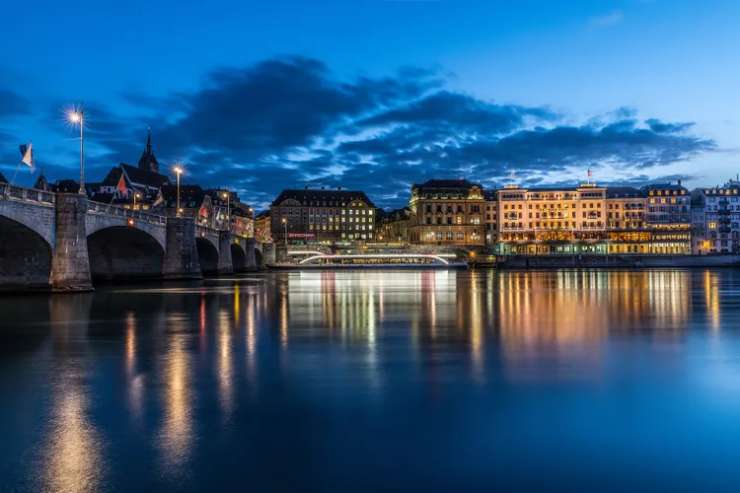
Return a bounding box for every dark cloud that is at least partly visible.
[359,90,556,134]
[154,56,442,160]
[645,118,694,134]
[11,56,716,209]
[0,89,30,117]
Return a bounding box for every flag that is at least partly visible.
[19,143,33,168]
[587,168,593,178]
[152,189,164,207]
[116,173,128,196]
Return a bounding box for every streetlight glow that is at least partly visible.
[66,106,85,194]
[173,164,184,217]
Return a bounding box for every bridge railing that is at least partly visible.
[87,201,167,226]
[0,183,55,205]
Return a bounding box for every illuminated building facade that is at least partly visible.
[254,211,273,244]
[484,190,498,246]
[407,179,485,246]
[605,187,649,253]
[495,183,608,254]
[642,182,692,254]
[270,188,376,244]
[377,207,411,244]
[692,183,740,254]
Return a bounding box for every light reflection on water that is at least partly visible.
[3,269,740,492]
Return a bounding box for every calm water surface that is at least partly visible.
[2,269,740,492]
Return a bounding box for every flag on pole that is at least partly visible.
[19,143,33,168]
[116,173,128,196]
[152,189,164,207]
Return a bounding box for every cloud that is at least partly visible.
[11,55,716,209]
[0,89,30,117]
[588,10,624,30]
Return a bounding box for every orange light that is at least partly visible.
[127,218,135,227]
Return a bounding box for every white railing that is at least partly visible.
[299,253,453,265]
[0,183,55,205]
[87,201,167,226]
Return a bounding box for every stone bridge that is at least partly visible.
[0,184,275,291]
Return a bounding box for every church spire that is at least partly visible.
[145,126,152,155]
[138,127,160,174]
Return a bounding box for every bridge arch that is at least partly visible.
[87,226,164,281]
[0,215,52,290]
[231,242,247,273]
[196,237,219,275]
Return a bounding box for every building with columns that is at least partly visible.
[407,179,486,246]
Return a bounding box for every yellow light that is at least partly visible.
[173,165,183,175]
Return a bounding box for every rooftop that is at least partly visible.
[272,188,375,207]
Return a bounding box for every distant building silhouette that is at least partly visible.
[137,128,160,174]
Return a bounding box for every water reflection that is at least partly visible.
[158,313,193,476]
[7,269,739,492]
[42,295,103,493]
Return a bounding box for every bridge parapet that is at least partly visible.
[0,183,55,206]
[87,201,167,227]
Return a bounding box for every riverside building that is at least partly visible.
[407,179,486,246]
[495,182,608,254]
[270,188,376,244]
[692,183,740,254]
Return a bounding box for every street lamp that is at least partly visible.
[133,191,142,210]
[173,165,183,217]
[67,108,85,194]
[282,217,288,248]
[221,190,230,231]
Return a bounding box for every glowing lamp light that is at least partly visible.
[127,218,135,227]
[67,110,83,124]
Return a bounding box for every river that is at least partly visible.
[2,269,740,492]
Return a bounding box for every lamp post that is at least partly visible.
[67,109,85,194]
[282,217,288,248]
[221,190,230,231]
[173,165,183,217]
[133,191,142,210]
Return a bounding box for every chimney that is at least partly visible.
[677,179,682,187]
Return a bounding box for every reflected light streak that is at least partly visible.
[44,383,103,493]
[159,316,192,475]
[218,309,234,418]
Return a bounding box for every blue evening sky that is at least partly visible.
[1,0,739,208]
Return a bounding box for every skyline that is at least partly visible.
[2,0,739,209]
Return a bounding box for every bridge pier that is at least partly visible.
[50,193,93,292]
[217,231,234,275]
[244,238,257,271]
[163,217,202,279]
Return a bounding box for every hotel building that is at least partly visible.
[642,183,692,254]
[495,183,608,254]
[692,183,740,254]
[270,188,376,244]
[407,179,486,246]
[605,187,648,253]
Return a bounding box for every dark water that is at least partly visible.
[2,269,740,492]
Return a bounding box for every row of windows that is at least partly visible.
[423,204,482,213]
[502,221,605,229]
[502,202,603,210]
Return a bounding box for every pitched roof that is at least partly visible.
[606,186,645,198]
[413,179,482,190]
[120,164,169,188]
[271,188,375,208]
[161,184,206,208]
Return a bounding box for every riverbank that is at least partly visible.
[495,254,740,269]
